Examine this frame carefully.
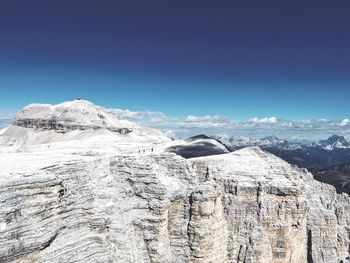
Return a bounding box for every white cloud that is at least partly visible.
[248,117,278,124]
[0,111,13,120]
[112,109,232,130]
[1,106,349,141]
[112,109,167,123]
[339,119,350,127]
[163,130,177,139]
[185,115,230,123]
[0,110,14,128]
[109,109,350,141]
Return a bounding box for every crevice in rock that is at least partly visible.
[38,231,60,252]
[186,193,194,252]
[307,229,313,263]
[237,245,243,263]
[256,183,262,221]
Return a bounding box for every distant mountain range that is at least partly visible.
[312,134,350,150]
[167,134,350,194]
[2,100,350,262]
[220,135,350,195]
[218,134,350,168]
[313,163,350,195]
[217,134,350,151]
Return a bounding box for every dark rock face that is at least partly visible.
[186,134,212,141]
[13,118,132,134]
[312,164,350,194]
[166,142,228,159]
[260,146,350,195]
[165,134,231,159]
[316,135,350,149]
[262,146,350,169]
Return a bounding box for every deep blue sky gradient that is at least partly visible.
[0,0,349,120]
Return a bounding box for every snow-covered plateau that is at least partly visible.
[0,100,349,263]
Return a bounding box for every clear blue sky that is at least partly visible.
[0,0,349,120]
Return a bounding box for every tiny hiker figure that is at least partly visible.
[205,167,210,180]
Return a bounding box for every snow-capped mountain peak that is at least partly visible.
[315,134,350,150]
[0,100,171,153]
[15,99,136,132]
[260,134,280,142]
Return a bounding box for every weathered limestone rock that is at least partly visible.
[13,118,132,134]
[0,148,349,263]
[0,100,349,262]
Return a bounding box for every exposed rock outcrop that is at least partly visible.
[0,100,170,153]
[0,100,349,262]
[1,148,349,263]
[13,118,132,134]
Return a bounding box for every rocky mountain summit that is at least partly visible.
[0,100,169,154]
[0,100,349,263]
[314,135,350,150]
[13,100,133,134]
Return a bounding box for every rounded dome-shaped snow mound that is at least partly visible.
[164,134,230,158]
[14,99,134,134]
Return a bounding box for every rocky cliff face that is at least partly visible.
[1,148,349,263]
[13,118,132,134]
[0,100,349,263]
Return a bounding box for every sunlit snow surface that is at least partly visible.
[0,100,306,190]
[0,100,175,179]
[0,100,170,154]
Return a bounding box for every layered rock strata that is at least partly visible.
[0,148,349,263]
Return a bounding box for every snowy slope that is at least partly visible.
[0,100,171,154]
[0,101,350,263]
[15,100,135,129]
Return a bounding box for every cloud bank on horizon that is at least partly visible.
[0,111,14,128]
[1,107,349,141]
[112,108,350,141]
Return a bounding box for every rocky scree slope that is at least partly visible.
[0,100,349,263]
